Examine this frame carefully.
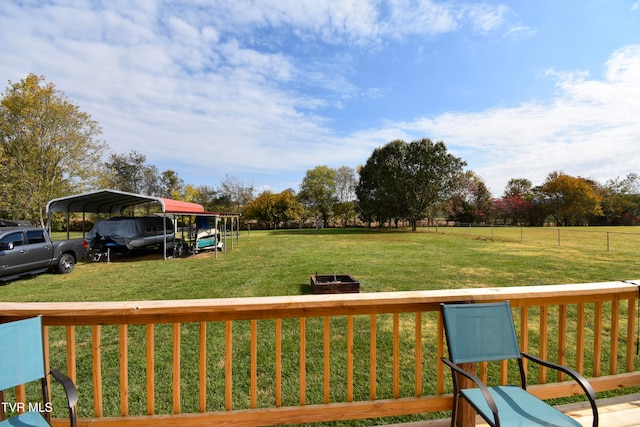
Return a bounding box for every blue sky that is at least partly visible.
[1,1,639,196]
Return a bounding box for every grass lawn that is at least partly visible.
[2,226,639,425]
[2,226,640,302]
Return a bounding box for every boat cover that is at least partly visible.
[86,216,174,250]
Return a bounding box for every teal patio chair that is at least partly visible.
[440,301,598,427]
[0,316,78,427]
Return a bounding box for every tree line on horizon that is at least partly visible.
[2,74,639,229]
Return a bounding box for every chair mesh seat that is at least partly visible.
[0,411,51,427]
[462,386,583,426]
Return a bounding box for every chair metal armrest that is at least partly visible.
[50,368,78,427]
[521,352,598,427]
[442,357,500,426]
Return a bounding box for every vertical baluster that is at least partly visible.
[275,318,282,407]
[92,325,103,417]
[520,306,529,375]
[627,297,637,372]
[323,316,330,404]
[393,313,399,399]
[119,325,128,416]
[610,299,620,375]
[225,320,233,411]
[66,325,77,384]
[499,307,509,384]
[300,317,306,406]
[347,315,353,402]
[43,326,51,403]
[173,323,181,414]
[499,359,507,385]
[576,303,585,374]
[437,312,445,395]
[199,322,207,412]
[146,324,154,415]
[539,306,548,383]
[558,305,567,382]
[415,312,422,397]
[593,302,603,376]
[480,361,488,384]
[369,314,377,400]
[16,385,25,414]
[250,320,257,409]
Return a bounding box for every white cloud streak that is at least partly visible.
[0,1,636,195]
[395,45,640,193]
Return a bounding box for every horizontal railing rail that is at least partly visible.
[1,280,639,426]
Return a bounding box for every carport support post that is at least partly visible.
[162,212,167,260]
[214,216,219,259]
[65,211,70,239]
[223,218,227,253]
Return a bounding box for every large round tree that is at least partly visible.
[356,138,466,231]
[298,165,338,228]
[0,74,106,225]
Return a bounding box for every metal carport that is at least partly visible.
[46,189,206,260]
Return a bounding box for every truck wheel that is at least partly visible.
[57,253,76,274]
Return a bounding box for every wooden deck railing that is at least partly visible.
[1,280,639,426]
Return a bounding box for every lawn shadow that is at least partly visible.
[300,282,312,294]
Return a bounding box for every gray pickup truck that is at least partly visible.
[0,227,86,282]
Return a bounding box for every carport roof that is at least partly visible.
[46,189,205,215]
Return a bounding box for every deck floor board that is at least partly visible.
[384,393,640,427]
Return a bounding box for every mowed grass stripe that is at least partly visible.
[2,226,640,302]
[2,227,640,424]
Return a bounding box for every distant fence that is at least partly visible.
[439,225,640,253]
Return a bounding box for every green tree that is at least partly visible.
[495,178,536,225]
[504,178,533,199]
[538,171,603,225]
[99,150,149,194]
[244,191,277,228]
[357,138,466,231]
[275,189,305,228]
[596,173,640,225]
[0,73,105,225]
[99,150,186,200]
[217,175,255,212]
[355,140,407,227]
[171,184,219,212]
[299,166,338,227]
[244,189,303,229]
[334,165,357,227]
[492,178,536,225]
[446,170,492,224]
[160,169,184,199]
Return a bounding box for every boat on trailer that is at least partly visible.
[86,216,174,260]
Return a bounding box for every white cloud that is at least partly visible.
[463,3,508,34]
[190,0,511,46]
[503,25,536,41]
[3,1,633,196]
[392,45,640,194]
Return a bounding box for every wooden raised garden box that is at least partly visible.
[310,274,360,294]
